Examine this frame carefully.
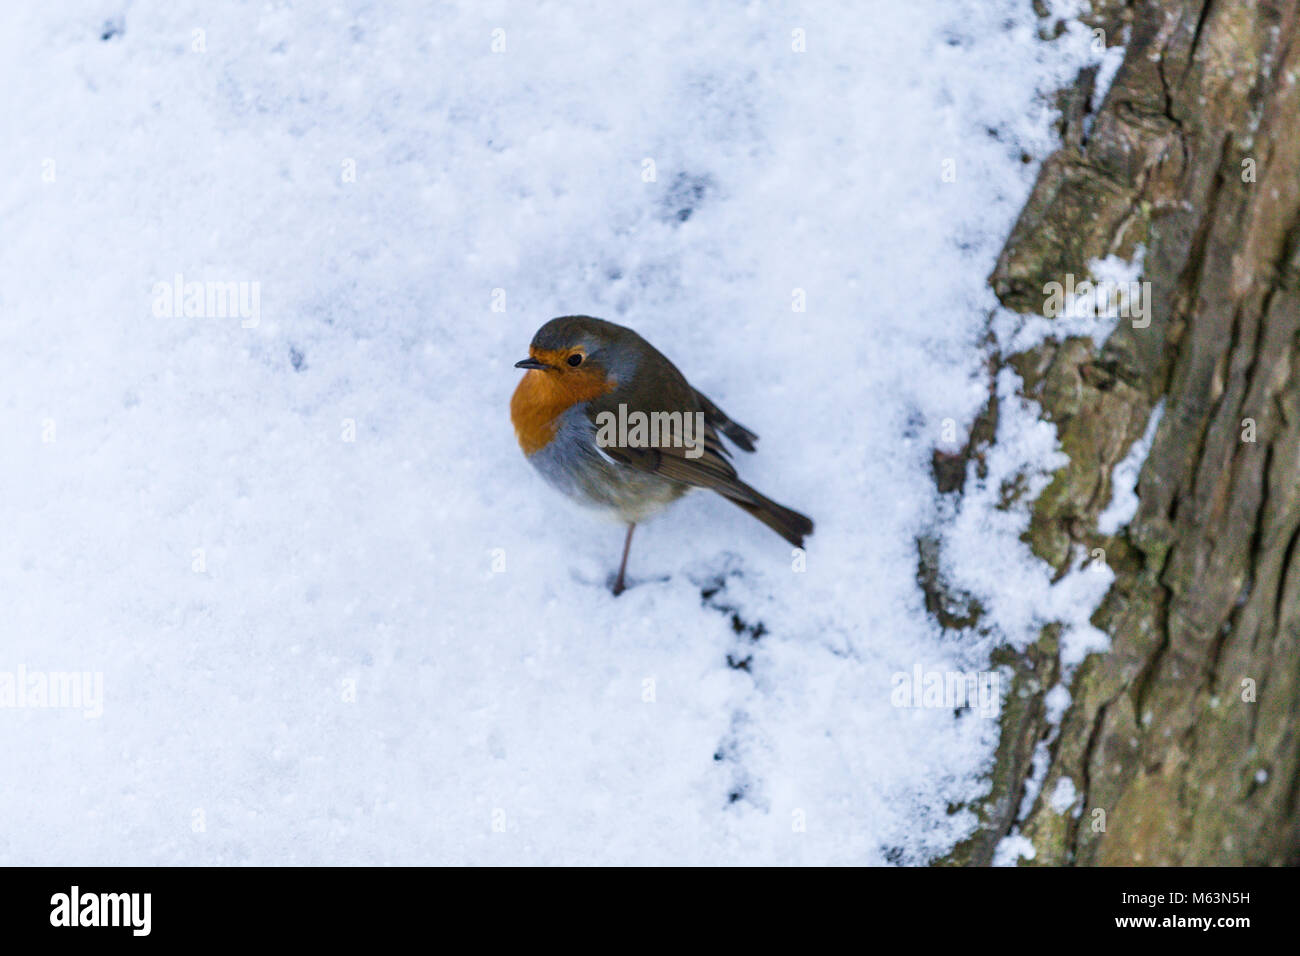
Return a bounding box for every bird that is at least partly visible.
[510,315,813,595]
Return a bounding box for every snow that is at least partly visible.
[993,833,1037,866]
[950,244,1151,683]
[1097,400,1164,536]
[1084,39,1127,139]
[2,1,1108,863]
[1045,683,1073,725]
[1049,776,1079,814]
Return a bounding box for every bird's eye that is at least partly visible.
[567,353,583,367]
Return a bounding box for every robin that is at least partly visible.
[510,315,813,594]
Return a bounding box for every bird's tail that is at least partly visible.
[721,483,814,548]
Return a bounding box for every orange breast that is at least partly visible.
[510,358,617,457]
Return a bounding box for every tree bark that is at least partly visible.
[947,0,1300,865]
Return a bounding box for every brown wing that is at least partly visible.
[585,375,764,503]
[692,388,758,452]
[586,372,814,547]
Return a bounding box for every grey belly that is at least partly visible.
[528,407,689,523]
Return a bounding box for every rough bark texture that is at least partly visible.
[945,0,1300,865]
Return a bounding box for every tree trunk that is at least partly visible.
[947,0,1300,865]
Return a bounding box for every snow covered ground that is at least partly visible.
[1,1,1106,864]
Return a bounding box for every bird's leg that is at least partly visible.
[612,523,636,596]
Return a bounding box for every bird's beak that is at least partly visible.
[514,357,549,371]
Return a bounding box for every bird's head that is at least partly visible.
[513,315,642,388]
